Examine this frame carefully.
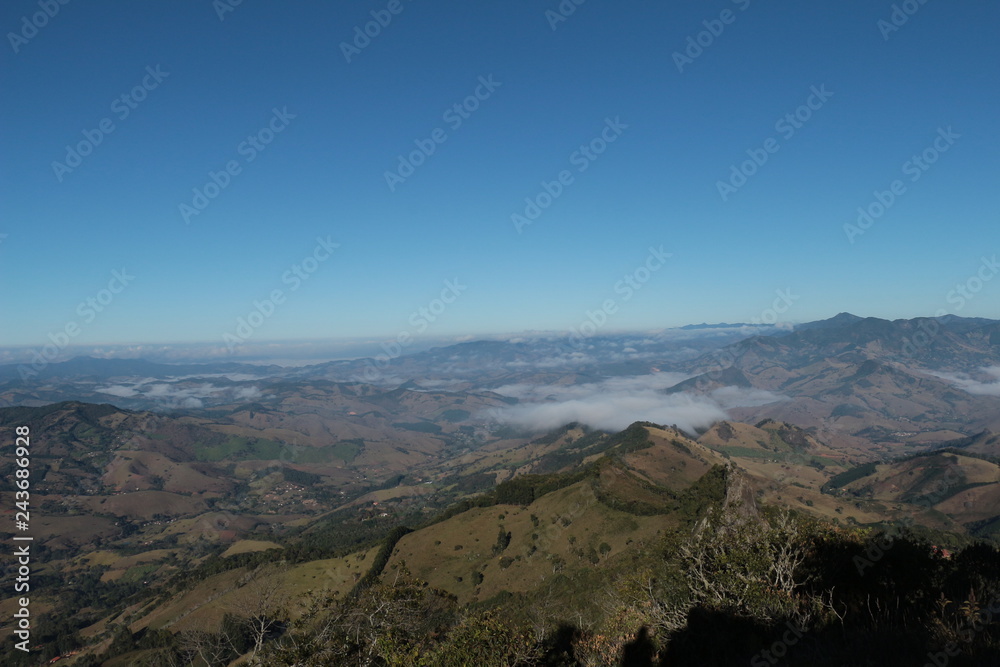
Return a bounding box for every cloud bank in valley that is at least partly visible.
[490,373,787,433]
[931,366,1000,397]
[96,379,263,408]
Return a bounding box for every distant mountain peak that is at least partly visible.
[791,312,865,333]
[826,312,864,325]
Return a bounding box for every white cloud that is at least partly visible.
[167,372,261,382]
[145,382,218,400]
[95,379,264,407]
[412,378,466,390]
[96,384,141,398]
[930,366,1000,397]
[499,391,726,434]
[490,373,786,434]
[234,386,263,400]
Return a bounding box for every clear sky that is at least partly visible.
[1,0,997,354]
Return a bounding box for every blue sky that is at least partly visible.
[1,0,997,357]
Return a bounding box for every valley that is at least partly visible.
[2,314,1000,665]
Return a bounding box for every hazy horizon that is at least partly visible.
[0,316,789,365]
[0,309,995,368]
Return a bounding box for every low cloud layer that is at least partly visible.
[96,379,263,408]
[491,373,787,433]
[931,366,1000,397]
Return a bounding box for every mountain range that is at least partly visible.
[2,313,1000,665]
